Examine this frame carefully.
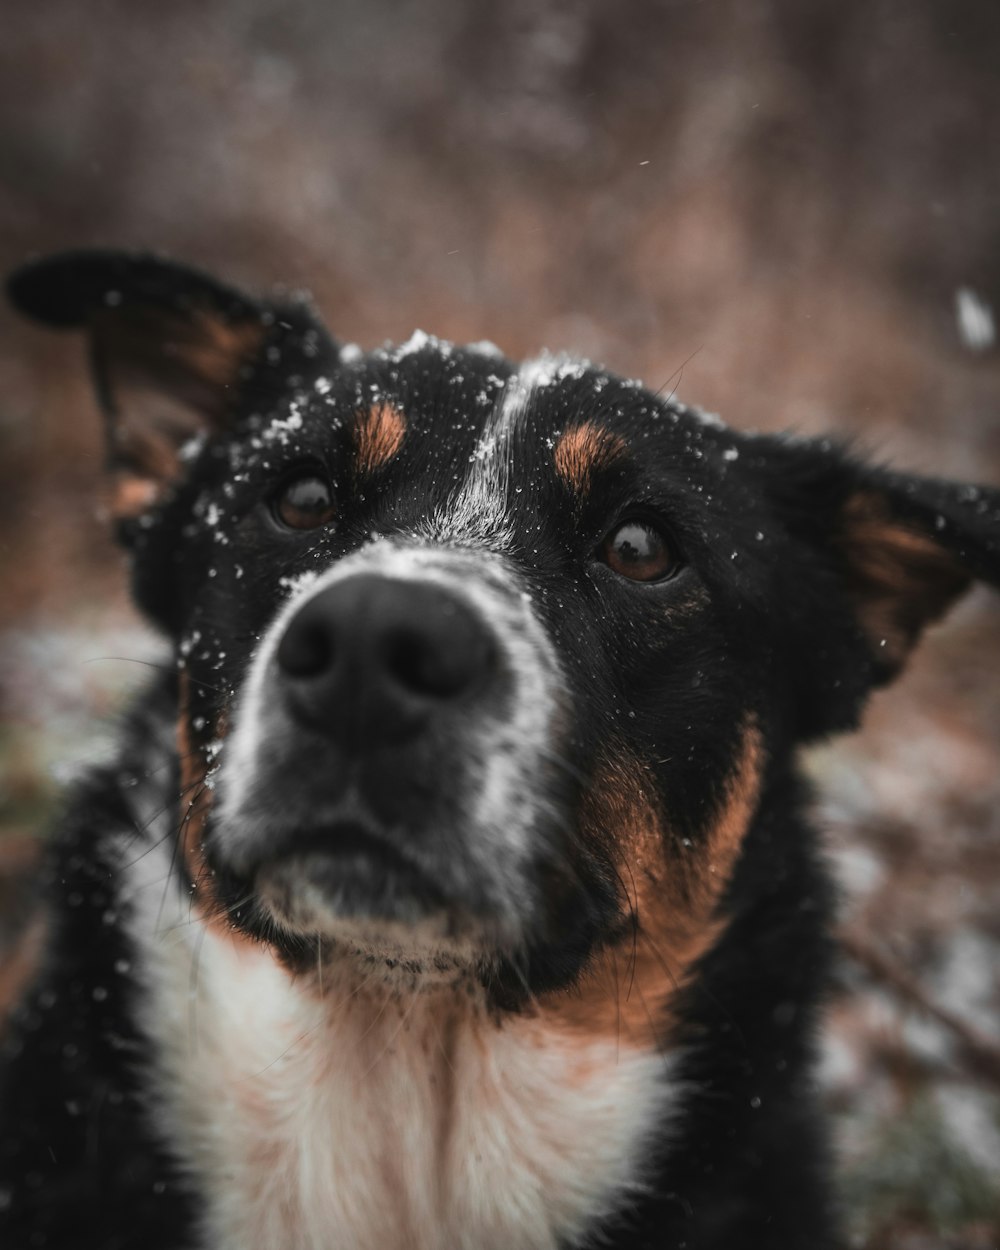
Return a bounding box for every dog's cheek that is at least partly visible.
[176,671,235,929]
[535,720,764,1050]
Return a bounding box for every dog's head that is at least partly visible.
[10,251,1000,1014]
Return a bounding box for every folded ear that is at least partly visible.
[755,437,1000,737]
[834,466,1000,675]
[7,250,337,520]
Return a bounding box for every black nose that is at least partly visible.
[275,574,498,746]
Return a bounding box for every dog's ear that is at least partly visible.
[831,466,999,673]
[756,438,1000,736]
[7,250,337,519]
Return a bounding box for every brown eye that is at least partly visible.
[272,473,336,531]
[600,520,678,582]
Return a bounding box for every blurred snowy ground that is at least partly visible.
[810,590,1000,1248]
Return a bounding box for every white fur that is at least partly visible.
[425,352,586,551]
[121,837,679,1250]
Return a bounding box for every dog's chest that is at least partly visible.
[132,916,675,1250]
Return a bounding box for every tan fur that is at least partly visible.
[0,913,46,1032]
[110,472,163,519]
[0,837,45,1030]
[101,309,265,518]
[553,423,627,494]
[353,403,407,474]
[168,313,266,394]
[97,307,264,422]
[536,722,764,1049]
[840,491,970,668]
[176,675,248,943]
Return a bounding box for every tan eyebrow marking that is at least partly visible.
[353,402,407,474]
[553,422,628,494]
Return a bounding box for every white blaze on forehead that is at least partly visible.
[495,351,592,433]
[428,352,592,550]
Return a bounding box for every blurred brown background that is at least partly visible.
[1,2,999,1245]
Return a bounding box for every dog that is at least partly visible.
[0,249,997,1250]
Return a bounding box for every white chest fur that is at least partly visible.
[123,855,676,1250]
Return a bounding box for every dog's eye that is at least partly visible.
[272,473,336,531]
[599,520,679,582]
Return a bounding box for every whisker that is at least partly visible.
[535,744,590,788]
[249,1020,326,1079]
[83,655,227,696]
[187,924,207,1054]
[158,781,206,932]
[359,972,428,1079]
[651,345,703,408]
[117,775,205,869]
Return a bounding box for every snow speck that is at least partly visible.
[259,405,306,448]
[955,287,995,352]
[178,432,208,463]
[686,404,725,429]
[388,329,453,360]
[179,630,201,658]
[467,340,503,357]
[278,570,320,598]
[518,352,591,392]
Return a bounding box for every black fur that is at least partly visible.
[2,250,998,1250]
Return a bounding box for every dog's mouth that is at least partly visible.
[254,819,468,943]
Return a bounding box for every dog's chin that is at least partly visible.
[255,851,498,970]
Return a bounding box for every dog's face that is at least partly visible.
[10,252,999,1007]
[182,349,778,983]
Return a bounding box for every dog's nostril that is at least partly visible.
[277,618,333,678]
[274,575,500,743]
[383,626,489,699]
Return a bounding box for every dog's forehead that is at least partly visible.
[276,334,728,472]
[205,334,747,565]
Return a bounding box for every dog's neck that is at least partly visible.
[115,820,679,1250]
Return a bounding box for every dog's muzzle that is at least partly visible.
[209,547,565,952]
